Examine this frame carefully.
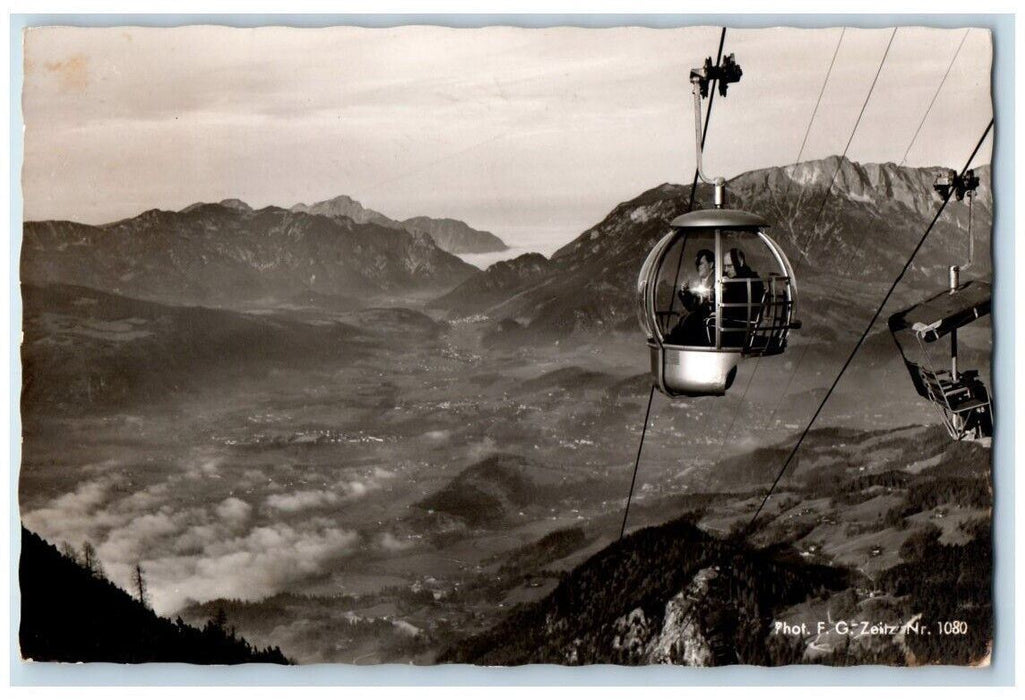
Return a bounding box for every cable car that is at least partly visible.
[887,168,992,441]
[637,209,799,396]
[636,53,800,397]
[888,279,992,441]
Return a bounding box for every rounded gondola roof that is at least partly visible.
[669,208,769,229]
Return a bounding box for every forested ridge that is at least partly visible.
[19,527,291,664]
[440,517,851,665]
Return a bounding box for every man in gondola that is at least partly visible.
[720,248,765,347]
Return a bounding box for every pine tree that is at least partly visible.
[81,541,103,578]
[212,606,228,632]
[59,541,79,564]
[133,562,149,608]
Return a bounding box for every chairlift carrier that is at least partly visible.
[888,167,992,441]
[888,279,992,441]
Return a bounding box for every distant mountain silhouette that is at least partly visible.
[22,202,478,306]
[429,252,551,315]
[401,216,507,254]
[291,195,507,254]
[181,198,254,214]
[291,194,395,227]
[19,527,291,664]
[431,158,992,337]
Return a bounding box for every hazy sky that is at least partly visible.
[22,24,992,249]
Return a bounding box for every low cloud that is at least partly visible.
[185,455,223,480]
[266,490,340,512]
[116,482,170,512]
[98,506,203,564]
[265,468,393,512]
[338,481,369,499]
[142,523,360,613]
[467,437,497,461]
[216,497,252,527]
[173,523,223,555]
[22,475,126,546]
[22,461,369,617]
[377,532,414,552]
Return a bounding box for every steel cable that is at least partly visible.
[620,27,727,539]
[743,119,994,536]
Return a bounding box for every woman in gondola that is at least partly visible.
[667,249,715,346]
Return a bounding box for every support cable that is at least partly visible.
[764,27,972,435]
[784,28,846,207]
[668,28,728,316]
[621,28,727,540]
[799,27,897,261]
[743,119,993,536]
[761,28,899,432]
[719,27,882,458]
[620,385,656,539]
[900,29,971,167]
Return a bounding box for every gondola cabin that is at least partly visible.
[888,279,993,441]
[637,208,799,397]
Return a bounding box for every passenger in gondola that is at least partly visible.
[679,248,715,309]
[666,249,715,346]
[721,247,765,346]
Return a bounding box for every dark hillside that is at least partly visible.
[430,253,551,316]
[19,528,291,664]
[878,522,992,664]
[416,453,552,527]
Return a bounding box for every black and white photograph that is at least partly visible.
[16,21,997,668]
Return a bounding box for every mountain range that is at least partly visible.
[21,158,989,321]
[433,158,992,338]
[22,202,479,305]
[290,195,508,254]
[19,155,995,666]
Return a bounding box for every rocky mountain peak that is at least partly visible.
[401,216,507,254]
[218,198,252,212]
[288,197,508,254]
[430,157,993,336]
[290,194,393,226]
[733,157,991,222]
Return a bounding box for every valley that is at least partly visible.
[20,282,988,664]
[19,157,995,666]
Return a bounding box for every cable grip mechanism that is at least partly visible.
[690,54,743,98]
[690,53,742,207]
[933,168,980,273]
